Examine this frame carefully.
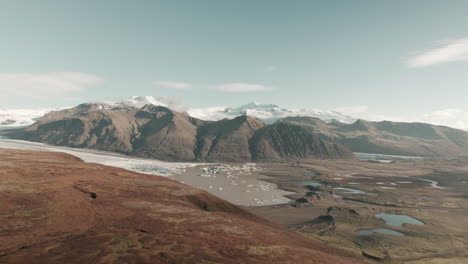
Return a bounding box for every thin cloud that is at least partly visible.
[157,96,189,112]
[335,105,412,123]
[263,65,278,72]
[407,38,468,68]
[153,81,273,93]
[215,83,273,93]
[336,105,468,131]
[335,105,369,115]
[153,81,193,90]
[0,72,102,99]
[421,108,468,130]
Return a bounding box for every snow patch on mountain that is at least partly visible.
[99,97,355,124]
[108,96,169,108]
[0,96,170,128]
[187,102,356,124]
[0,108,63,128]
[0,96,355,128]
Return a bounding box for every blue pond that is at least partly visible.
[375,212,424,227]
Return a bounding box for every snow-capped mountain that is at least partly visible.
[0,96,355,128]
[187,102,356,124]
[115,97,355,123]
[0,108,63,128]
[0,97,170,129]
[107,96,170,109]
[96,97,355,124]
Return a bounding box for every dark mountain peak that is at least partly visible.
[250,123,355,161]
[337,119,375,132]
[74,103,112,113]
[354,119,373,126]
[329,119,347,127]
[233,114,257,121]
[16,103,358,162]
[134,105,176,121]
[278,116,328,127]
[140,104,172,113]
[194,115,265,162]
[234,114,265,127]
[198,115,264,134]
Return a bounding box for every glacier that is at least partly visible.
[0,96,355,128]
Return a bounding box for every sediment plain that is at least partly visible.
[1,138,467,263]
[248,158,468,263]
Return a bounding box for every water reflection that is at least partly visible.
[375,212,424,226]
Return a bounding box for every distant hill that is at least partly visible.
[12,103,355,162]
[278,116,468,157]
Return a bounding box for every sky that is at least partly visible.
[1,0,468,129]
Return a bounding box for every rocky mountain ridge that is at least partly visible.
[12,103,355,162]
[278,116,468,157]
[10,101,468,159]
[0,96,355,128]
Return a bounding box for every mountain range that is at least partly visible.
[278,116,468,157]
[0,96,355,128]
[11,103,354,162]
[187,100,356,123]
[5,96,468,159]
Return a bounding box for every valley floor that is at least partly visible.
[0,148,362,264]
[247,159,468,263]
[2,138,468,263]
[0,139,292,206]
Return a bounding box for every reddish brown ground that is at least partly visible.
[0,148,363,264]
